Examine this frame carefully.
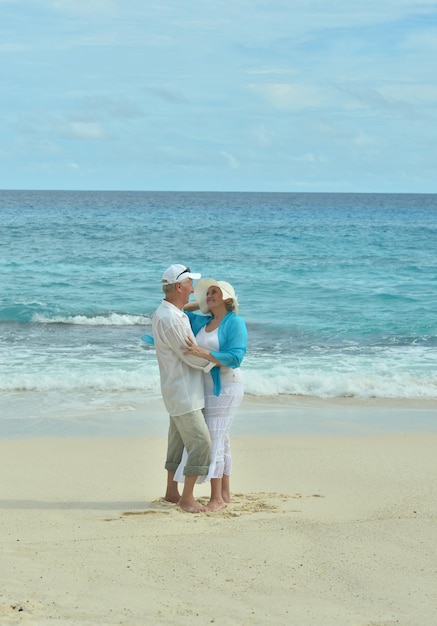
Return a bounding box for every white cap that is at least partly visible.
[161,264,201,284]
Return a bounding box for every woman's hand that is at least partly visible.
[183,301,199,311]
[181,337,223,366]
[181,337,209,360]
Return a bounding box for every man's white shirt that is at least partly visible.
[152,300,214,416]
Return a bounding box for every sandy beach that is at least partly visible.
[1,397,436,625]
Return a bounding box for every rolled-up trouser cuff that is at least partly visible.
[165,409,211,476]
[165,461,180,472]
[184,464,209,477]
[164,462,209,476]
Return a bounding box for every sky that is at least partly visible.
[1,0,437,193]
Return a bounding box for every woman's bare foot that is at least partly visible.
[178,498,208,513]
[221,475,232,503]
[206,498,227,512]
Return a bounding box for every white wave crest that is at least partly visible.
[242,366,437,399]
[32,312,152,326]
[2,361,436,399]
[0,365,161,393]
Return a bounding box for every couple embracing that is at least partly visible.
[151,264,247,513]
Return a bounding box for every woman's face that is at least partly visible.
[206,285,225,310]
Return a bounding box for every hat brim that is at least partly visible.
[194,278,238,314]
[185,272,201,280]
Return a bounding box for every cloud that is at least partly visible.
[246,67,298,76]
[61,121,107,140]
[78,96,144,120]
[292,152,327,163]
[249,83,328,110]
[251,124,275,146]
[317,120,378,149]
[379,83,437,105]
[402,28,437,52]
[0,43,27,52]
[146,88,189,104]
[220,151,239,169]
[352,132,376,147]
[336,82,437,116]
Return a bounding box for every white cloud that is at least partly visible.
[0,43,27,52]
[402,28,437,52]
[317,121,377,148]
[220,151,239,169]
[61,121,107,140]
[79,96,144,120]
[251,124,275,146]
[379,83,437,105]
[353,132,376,147]
[146,88,189,104]
[292,152,327,163]
[246,67,298,76]
[249,83,328,110]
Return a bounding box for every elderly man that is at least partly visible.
[152,264,213,513]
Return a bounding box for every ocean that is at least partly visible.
[1,190,436,434]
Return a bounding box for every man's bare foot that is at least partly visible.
[178,498,208,513]
[222,493,232,503]
[164,491,180,504]
[206,498,227,512]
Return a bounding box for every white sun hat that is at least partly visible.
[194,278,239,314]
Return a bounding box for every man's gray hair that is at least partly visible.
[162,282,176,295]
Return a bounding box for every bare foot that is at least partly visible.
[178,498,208,513]
[221,475,232,503]
[164,491,180,504]
[206,498,227,512]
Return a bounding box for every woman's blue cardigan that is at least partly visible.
[185,311,248,396]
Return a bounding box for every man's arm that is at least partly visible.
[163,323,214,372]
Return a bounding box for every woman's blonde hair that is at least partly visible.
[225,299,237,313]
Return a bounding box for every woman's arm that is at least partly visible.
[180,338,223,366]
[181,314,247,368]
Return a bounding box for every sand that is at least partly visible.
[0,397,436,625]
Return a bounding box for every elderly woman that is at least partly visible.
[175,278,248,511]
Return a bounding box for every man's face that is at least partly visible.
[179,278,194,304]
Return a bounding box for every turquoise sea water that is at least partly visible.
[1,190,436,431]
